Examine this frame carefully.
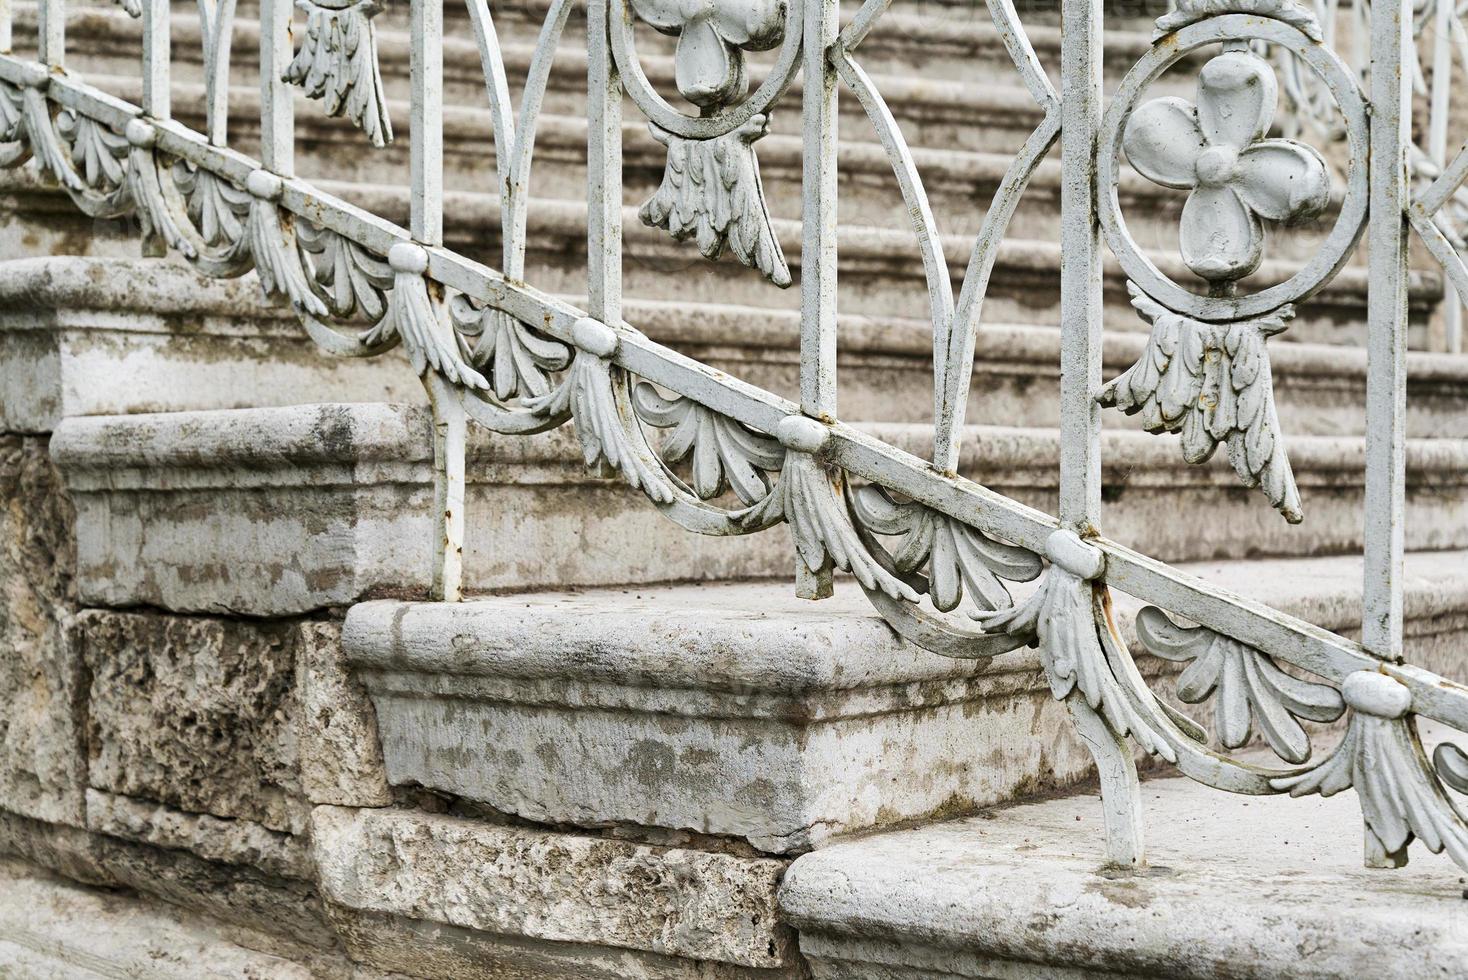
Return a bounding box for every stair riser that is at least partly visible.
[7,176,1413,348]
[50,408,1468,616]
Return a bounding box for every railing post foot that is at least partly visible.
[427,374,466,603]
[1068,697,1145,870]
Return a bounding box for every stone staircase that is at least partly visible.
[2,0,1468,978]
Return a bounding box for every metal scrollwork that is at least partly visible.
[611,0,802,285]
[284,0,394,147]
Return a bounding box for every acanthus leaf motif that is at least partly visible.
[173,160,251,250]
[1135,606,1344,764]
[850,486,1042,614]
[285,0,394,147]
[296,221,393,322]
[640,117,791,287]
[632,383,783,505]
[1272,671,1468,870]
[56,109,128,193]
[361,246,490,389]
[448,295,572,403]
[735,452,920,602]
[1101,283,1302,522]
[522,353,676,504]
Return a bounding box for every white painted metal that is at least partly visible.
[1362,0,1412,659]
[37,0,61,66]
[6,0,1468,881]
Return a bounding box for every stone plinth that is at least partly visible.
[0,256,419,434]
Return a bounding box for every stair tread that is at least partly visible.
[363,547,1468,681]
[779,762,1468,978]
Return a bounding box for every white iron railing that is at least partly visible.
[3,0,1468,873]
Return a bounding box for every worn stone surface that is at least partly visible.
[0,434,85,827]
[79,609,309,833]
[86,789,311,881]
[296,621,394,808]
[50,404,1468,616]
[0,809,339,951]
[779,772,1468,980]
[0,857,338,979]
[0,256,421,433]
[310,805,794,969]
[325,907,798,980]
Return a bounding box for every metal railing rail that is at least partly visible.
[4,0,1468,873]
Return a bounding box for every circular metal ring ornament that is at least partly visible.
[1098,14,1368,322]
[607,0,804,141]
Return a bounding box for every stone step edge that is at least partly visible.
[47,404,1468,488]
[777,766,1468,980]
[342,547,1468,701]
[3,255,1465,389]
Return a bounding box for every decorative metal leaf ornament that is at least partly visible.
[628,0,790,285]
[973,532,1190,763]
[0,81,23,144]
[1101,284,1302,522]
[850,486,1042,613]
[1154,0,1322,41]
[174,161,251,248]
[297,222,393,322]
[448,295,572,402]
[1272,672,1468,868]
[361,243,489,388]
[113,0,142,16]
[522,318,675,503]
[285,0,394,148]
[632,383,783,504]
[640,117,791,287]
[1134,606,1344,763]
[56,110,128,192]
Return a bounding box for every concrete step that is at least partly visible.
[341,547,1468,854]
[2,169,1436,347]
[779,765,1468,978]
[11,257,1461,443]
[47,402,1468,615]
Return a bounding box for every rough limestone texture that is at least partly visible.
[310,805,794,971]
[78,610,390,835]
[0,434,85,827]
[779,772,1468,979]
[0,255,420,433]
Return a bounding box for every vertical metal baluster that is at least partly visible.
[1429,0,1461,353]
[0,0,12,56]
[1362,0,1411,679]
[410,0,463,601]
[199,0,238,145]
[796,0,839,600]
[37,0,62,68]
[587,0,621,327]
[1058,0,1143,869]
[259,0,293,175]
[141,0,170,119]
[411,0,444,246]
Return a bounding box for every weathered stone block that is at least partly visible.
[80,609,307,833]
[0,435,84,826]
[0,255,420,433]
[77,609,392,830]
[343,587,1095,854]
[310,805,793,970]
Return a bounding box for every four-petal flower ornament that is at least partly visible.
[629,0,785,109]
[1123,49,1330,284]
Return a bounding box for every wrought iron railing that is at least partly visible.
[4,0,1468,874]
